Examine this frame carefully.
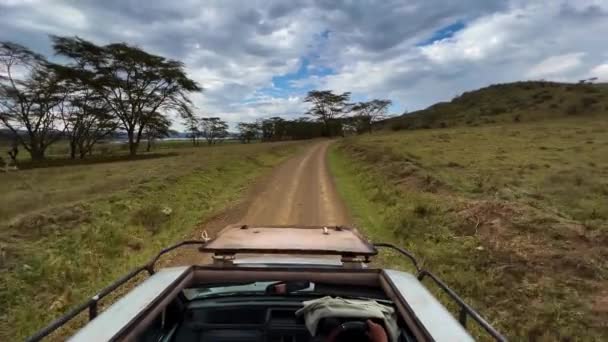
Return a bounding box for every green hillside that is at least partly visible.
[385,81,608,130]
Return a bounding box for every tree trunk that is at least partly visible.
[69,140,77,159]
[146,138,152,152]
[30,148,45,162]
[128,130,138,157]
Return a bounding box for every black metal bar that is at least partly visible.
[373,242,421,272]
[88,298,98,320]
[374,243,507,342]
[26,240,208,342]
[418,270,507,342]
[459,307,467,327]
[145,240,207,273]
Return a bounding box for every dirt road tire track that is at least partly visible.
[166,140,351,266]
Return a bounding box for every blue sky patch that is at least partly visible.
[259,57,334,99]
[417,20,466,46]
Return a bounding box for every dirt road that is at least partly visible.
[238,140,350,226]
[167,140,351,265]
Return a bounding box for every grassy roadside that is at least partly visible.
[328,144,493,339]
[0,142,303,340]
[328,118,607,341]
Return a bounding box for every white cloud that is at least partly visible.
[420,9,527,64]
[527,53,586,79]
[589,63,608,80]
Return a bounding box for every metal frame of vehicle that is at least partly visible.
[26,231,507,341]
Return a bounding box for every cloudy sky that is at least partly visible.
[1,0,608,128]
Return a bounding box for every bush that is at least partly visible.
[581,96,598,108]
[489,106,507,115]
[413,203,433,217]
[513,114,521,122]
[131,204,170,233]
[565,104,579,116]
[583,86,600,94]
[390,120,409,131]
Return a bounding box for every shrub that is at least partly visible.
[390,121,409,131]
[581,96,598,108]
[489,106,507,115]
[513,114,521,122]
[565,104,579,115]
[131,204,170,233]
[584,86,600,94]
[413,203,433,217]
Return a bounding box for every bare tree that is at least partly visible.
[304,90,350,136]
[0,42,66,161]
[200,117,228,145]
[351,99,392,133]
[52,36,202,156]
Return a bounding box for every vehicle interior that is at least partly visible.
[140,279,411,342]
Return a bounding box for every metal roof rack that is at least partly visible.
[27,239,506,342]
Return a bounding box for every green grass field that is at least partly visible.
[0,141,303,340]
[329,117,608,340]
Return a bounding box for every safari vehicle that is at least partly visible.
[28,225,506,342]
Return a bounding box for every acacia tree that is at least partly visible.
[143,112,171,152]
[200,117,228,144]
[52,36,202,156]
[304,90,350,136]
[184,114,200,146]
[0,42,67,161]
[237,122,259,143]
[351,99,392,133]
[54,64,117,158]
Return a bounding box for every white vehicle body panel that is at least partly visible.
[69,267,190,342]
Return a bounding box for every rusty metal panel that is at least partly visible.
[201,225,377,256]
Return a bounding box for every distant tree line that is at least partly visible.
[235,91,392,143]
[1,37,392,162]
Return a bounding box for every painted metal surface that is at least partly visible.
[382,269,474,342]
[202,225,377,256]
[69,266,190,342]
[233,255,343,267]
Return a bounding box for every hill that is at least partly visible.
[383,81,608,130]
